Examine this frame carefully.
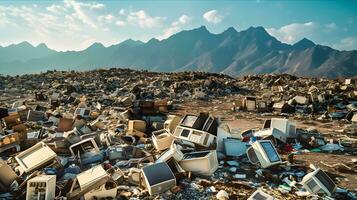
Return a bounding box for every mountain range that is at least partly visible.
[0,26,356,78]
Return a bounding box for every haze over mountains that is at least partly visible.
[1,26,356,78]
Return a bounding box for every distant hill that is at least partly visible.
[0,26,356,78]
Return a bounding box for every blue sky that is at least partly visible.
[0,0,356,51]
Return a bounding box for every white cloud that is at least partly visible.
[266,22,319,44]
[203,10,223,24]
[98,14,114,23]
[119,9,126,15]
[161,15,192,39]
[46,5,66,14]
[90,3,104,10]
[115,20,126,27]
[64,0,97,28]
[333,37,357,51]
[127,10,165,28]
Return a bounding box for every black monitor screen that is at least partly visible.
[180,129,190,137]
[315,170,335,193]
[142,162,174,186]
[260,141,280,163]
[181,115,198,127]
[252,192,268,200]
[183,151,209,159]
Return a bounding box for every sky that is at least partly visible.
[0,0,356,51]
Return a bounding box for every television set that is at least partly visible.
[301,168,336,196]
[246,140,282,168]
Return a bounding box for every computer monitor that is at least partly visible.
[247,189,275,200]
[223,137,247,157]
[142,162,176,195]
[179,150,218,176]
[246,140,282,168]
[15,142,57,173]
[270,118,296,138]
[152,129,174,151]
[301,168,336,196]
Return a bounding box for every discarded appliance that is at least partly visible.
[3,113,22,129]
[152,129,174,151]
[26,175,56,200]
[74,107,91,118]
[0,160,18,192]
[156,143,184,163]
[273,102,294,114]
[128,120,146,132]
[57,118,74,132]
[254,128,286,144]
[69,138,103,165]
[0,108,9,119]
[246,140,282,168]
[15,142,57,173]
[26,110,45,122]
[173,113,217,147]
[141,162,176,196]
[223,137,247,157]
[179,150,218,176]
[164,115,182,133]
[292,96,309,105]
[247,189,275,200]
[0,132,21,153]
[67,165,110,200]
[83,180,117,200]
[243,96,257,111]
[155,143,185,173]
[263,118,297,138]
[106,145,126,161]
[216,124,233,152]
[301,168,336,196]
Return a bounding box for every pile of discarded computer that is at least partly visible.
[0,96,354,200]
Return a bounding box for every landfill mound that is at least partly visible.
[0,68,356,200]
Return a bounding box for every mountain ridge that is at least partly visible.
[0,26,356,78]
